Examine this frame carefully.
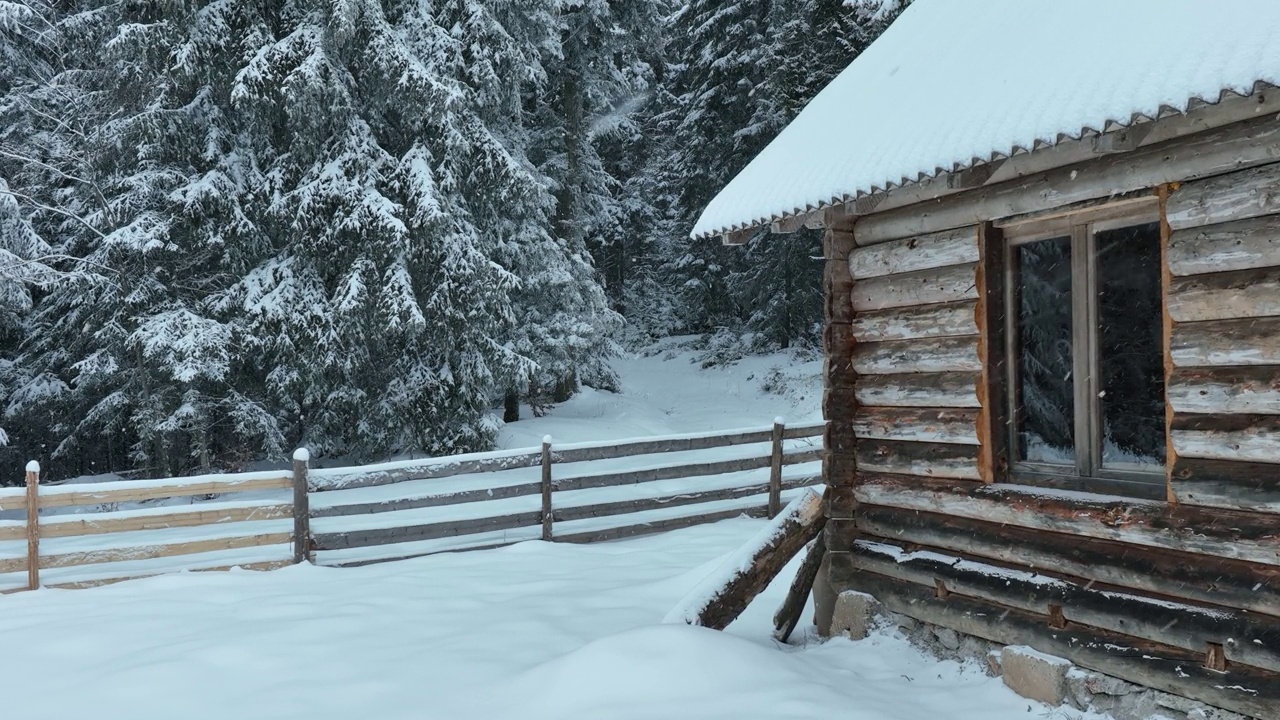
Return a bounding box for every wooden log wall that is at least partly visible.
[824,128,1280,720]
[847,225,984,482]
[1165,162,1280,514]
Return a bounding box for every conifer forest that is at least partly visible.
[0,0,897,481]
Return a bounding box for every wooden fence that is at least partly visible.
[0,420,824,590]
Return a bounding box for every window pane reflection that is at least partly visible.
[1015,236,1075,464]
[1096,222,1166,468]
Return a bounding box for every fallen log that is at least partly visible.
[772,531,827,643]
[664,488,826,630]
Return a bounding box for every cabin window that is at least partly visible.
[1003,205,1165,498]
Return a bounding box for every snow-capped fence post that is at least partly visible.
[540,436,553,541]
[24,460,40,590]
[292,449,312,564]
[768,418,785,518]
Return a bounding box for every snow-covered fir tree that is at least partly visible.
[0,0,901,480]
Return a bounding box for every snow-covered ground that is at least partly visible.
[496,341,823,449]
[0,518,1102,720]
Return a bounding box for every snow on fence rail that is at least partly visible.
[0,419,825,591]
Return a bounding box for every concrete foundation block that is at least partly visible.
[1000,645,1072,706]
[830,590,881,640]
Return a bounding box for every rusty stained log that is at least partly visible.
[852,503,1280,618]
[832,561,1280,720]
[847,539,1280,674]
[853,473,1280,566]
[854,372,981,409]
[854,441,981,481]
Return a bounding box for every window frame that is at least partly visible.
[999,200,1166,500]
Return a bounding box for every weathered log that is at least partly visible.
[854,372,980,408]
[1171,414,1280,464]
[853,473,1280,566]
[773,532,827,643]
[833,562,1280,720]
[1166,160,1280,230]
[1168,213,1280,276]
[853,113,1280,245]
[852,263,978,312]
[851,335,980,375]
[848,226,978,280]
[1168,366,1280,414]
[851,407,979,445]
[849,301,978,342]
[854,440,981,480]
[848,539,1280,673]
[852,503,1280,618]
[1171,317,1280,367]
[664,489,825,630]
[1167,267,1280,322]
[1172,457,1280,513]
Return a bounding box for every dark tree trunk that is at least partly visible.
[503,390,520,423]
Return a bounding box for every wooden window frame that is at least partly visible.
[999,199,1166,500]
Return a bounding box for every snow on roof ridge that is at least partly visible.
[692,0,1280,239]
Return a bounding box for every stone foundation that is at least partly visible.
[829,591,1258,720]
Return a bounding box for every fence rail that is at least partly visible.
[1,419,825,591]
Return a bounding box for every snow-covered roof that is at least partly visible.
[692,0,1280,239]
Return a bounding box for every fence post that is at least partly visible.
[25,460,40,590]
[768,418,785,518]
[541,436,553,541]
[292,448,312,564]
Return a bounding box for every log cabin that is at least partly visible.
[692,2,1280,718]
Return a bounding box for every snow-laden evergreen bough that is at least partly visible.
[0,0,625,479]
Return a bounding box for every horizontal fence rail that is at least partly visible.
[1,419,826,591]
[0,465,296,592]
[307,419,825,567]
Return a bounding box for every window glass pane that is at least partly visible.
[1096,222,1166,468]
[1014,236,1075,464]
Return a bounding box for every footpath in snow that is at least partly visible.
[0,518,1104,720]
